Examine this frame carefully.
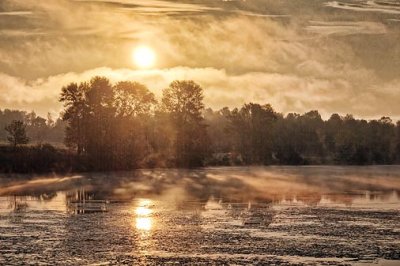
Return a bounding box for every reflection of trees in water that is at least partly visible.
[7,195,28,212]
[5,195,28,224]
[66,188,108,214]
[239,202,275,227]
[202,197,276,228]
[61,170,355,208]
[2,167,400,213]
[5,192,59,212]
[35,192,57,201]
[295,193,323,206]
[5,192,59,224]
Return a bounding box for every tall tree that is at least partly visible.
[204,107,233,154]
[26,113,48,143]
[229,103,277,164]
[60,82,88,154]
[5,120,29,149]
[113,81,157,169]
[59,77,158,170]
[161,80,209,167]
[114,81,156,118]
[71,76,117,170]
[395,121,400,162]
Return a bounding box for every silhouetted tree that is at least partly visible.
[324,113,342,157]
[229,103,277,164]
[4,76,400,173]
[5,120,29,149]
[59,77,158,170]
[0,109,65,145]
[60,82,88,154]
[26,112,48,143]
[113,81,156,169]
[161,80,209,167]
[273,113,305,164]
[0,109,25,140]
[114,81,156,117]
[395,121,400,162]
[204,108,233,154]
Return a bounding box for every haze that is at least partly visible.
[0,0,399,118]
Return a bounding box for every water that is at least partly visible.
[0,166,399,265]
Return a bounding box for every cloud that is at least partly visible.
[0,7,306,78]
[0,66,399,119]
[326,1,400,14]
[306,21,387,35]
[0,0,399,119]
[0,0,397,80]
[74,0,221,14]
[0,11,33,16]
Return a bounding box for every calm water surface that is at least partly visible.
[0,166,399,265]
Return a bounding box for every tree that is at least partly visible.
[395,121,400,162]
[273,113,305,164]
[114,81,156,118]
[59,77,158,170]
[5,120,29,149]
[204,108,233,154]
[161,80,209,167]
[0,109,26,140]
[229,103,277,164]
[84,77,116,169]
[112,81,157,169]
[59,82,88,154]
[26,112,48,143]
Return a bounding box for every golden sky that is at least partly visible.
[0,0,400,118]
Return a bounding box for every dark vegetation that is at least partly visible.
[1,76,400,173]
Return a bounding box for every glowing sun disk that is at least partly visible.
[133,46,156,69]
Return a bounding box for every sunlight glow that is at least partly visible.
[134,199,154,231]
[136,217,152,231]
[133,46,156,69]
[135,206,152,216]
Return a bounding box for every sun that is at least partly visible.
[132,46,156,69]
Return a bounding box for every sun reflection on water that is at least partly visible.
[134,199,154,231]
[135,206,152,216]
[136,217,152,231]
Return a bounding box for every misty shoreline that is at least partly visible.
[3,161,400,175]
[2,164,400,178]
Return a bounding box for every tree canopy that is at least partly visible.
[5,120,29,149]
[2,76,400,172]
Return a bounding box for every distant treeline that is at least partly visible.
[1,76,400,173]
[0,109,66,144]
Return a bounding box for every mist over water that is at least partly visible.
[1,166,399,265]
[1,166,400,210]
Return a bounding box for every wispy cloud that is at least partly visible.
[0,0,399,118]
[306,21,387,35]
[0,65,399,119]
[0,11,33,16]
[326,1,400,14]
[74,0,221,14]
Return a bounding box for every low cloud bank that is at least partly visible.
[1,66,400,120]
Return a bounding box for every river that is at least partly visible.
[0,166,399,265]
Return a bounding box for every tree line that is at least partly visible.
[0,109,65,145]
[1,76,400,172]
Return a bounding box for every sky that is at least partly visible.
[0,0,399,119]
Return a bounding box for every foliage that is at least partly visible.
[59,77,158,170]
[4,120,29,149]
[0,109,66,145]
[161,80,209,167]
[2,76,400,173]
